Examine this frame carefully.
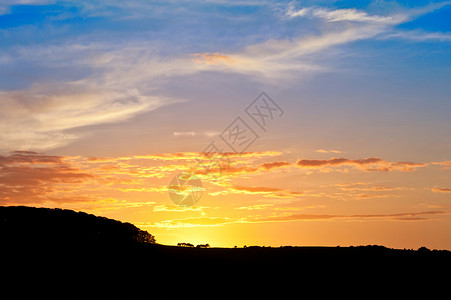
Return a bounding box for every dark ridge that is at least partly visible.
[0,205,155,248]
[1,206,450,298]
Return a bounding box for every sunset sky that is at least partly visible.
[1,0,451,249]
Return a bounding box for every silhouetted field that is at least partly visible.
[1,206,449,298]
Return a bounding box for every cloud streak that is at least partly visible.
[315,149,345,154]
[229,185,302,198]
[284,6,405,24]
[143,210,448,229]
[260,210,446,222]
[0,78,179,151]
[0,151,94,204]
[431,188,451,193]
[296,157,428,172]
[2,1,449,152]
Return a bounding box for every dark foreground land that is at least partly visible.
[1,206,450,298]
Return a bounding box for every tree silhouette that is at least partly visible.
[0,206,156,247]
[418,246,431,253]
[178,242,195,247]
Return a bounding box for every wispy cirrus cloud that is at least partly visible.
[229,185,302,198]
[431,187,451,193]
[297,157,382,167]
[2,1,449,152]
[283,1,451,24]
[142,210,449,229]
[193,1,451,80]
[0,151,94,204]
[194,160,291,178]
[75,152,434,193]
[335,182,409,192]
[147,216,235,229]
[192,53,237,65]
[283,5,405,24]
[315,149,345,154]
[0,150,288,205]
[0,66,182,151]
[130,150,282,161]
[152,204,207,212]
[385,30,451,42]
[235,204,274,210]
[259,210,446,222]
[431,161,451,169]
[1,150,449,232]
[0,150,176,205]
[296,157,428,172]
[259,161,292,170]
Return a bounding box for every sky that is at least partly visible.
[1,0,451,249]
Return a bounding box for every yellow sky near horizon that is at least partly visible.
[1,149,450,249]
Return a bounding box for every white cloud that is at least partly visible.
[173,131,197,137]
[283,1,451,24]
[311,8,404,24]
[191,22,387,81]
[172,130,220,137]
[0,41,208,151]
[0,72,180,151]
[285,6,406,24]
[194,1,451,80]
[315,149,345,154]
[385,30,451,42]
[1,1,449,151]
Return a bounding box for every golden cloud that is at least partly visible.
[192,53,237,65]
[225,185,302,199]
[431,187,451,193]
[260,210,446,222]
[296,157,428,172]
[0,152,94,204]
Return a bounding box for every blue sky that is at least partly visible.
[1,0,450,156]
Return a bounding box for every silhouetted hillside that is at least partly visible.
[0,206,155,248]
[1,206,450,298]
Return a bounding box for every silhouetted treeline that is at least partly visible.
[1,206,450,299]
[0,206,155,248]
